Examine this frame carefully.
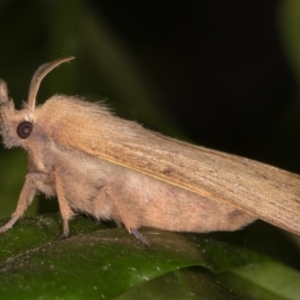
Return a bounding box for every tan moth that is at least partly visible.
[0,57,299,247]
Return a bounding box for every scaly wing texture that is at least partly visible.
[38,96,300,235]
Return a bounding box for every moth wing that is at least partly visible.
[50,99,300,236]
[99,134,300,236]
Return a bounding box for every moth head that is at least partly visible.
[0,56,75,148]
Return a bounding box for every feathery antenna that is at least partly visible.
[27,56,75,109]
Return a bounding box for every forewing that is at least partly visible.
[50,100,300,236]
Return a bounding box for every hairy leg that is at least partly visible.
[53,166,74,239]
[0,172,41,233]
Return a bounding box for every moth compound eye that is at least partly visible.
[16,121,33,139]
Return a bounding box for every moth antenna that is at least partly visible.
[27,56,76,109]
[0,80,9,105]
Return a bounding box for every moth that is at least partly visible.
[0,57,300,247]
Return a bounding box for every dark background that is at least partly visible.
[0,0,299,219]
[98,0,296,163]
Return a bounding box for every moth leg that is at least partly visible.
[131,228,152,248]
[115,220,122,228]
[53,167,74,239]
[0,173,38,233]
[104,187,151,247]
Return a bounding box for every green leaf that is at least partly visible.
[0,214,299,299]
[218,262,300,300]
[117,267,242,300]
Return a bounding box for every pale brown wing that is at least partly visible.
[49,97,300,236]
